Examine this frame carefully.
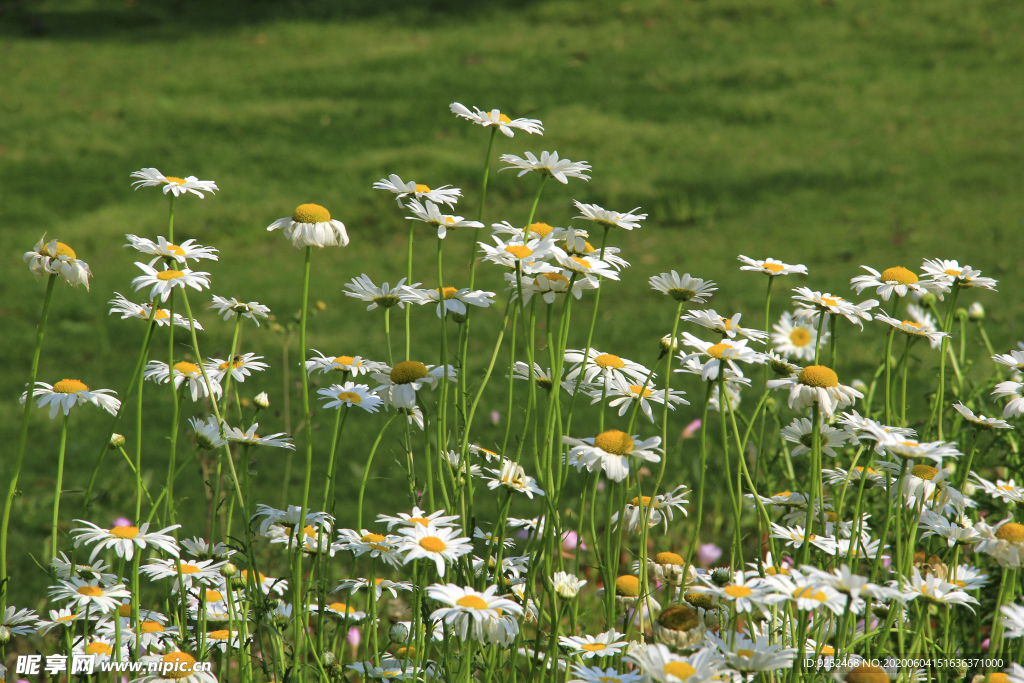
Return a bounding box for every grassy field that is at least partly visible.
[2,0,1024,602]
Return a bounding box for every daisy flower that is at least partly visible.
[613,485,689,534]
[1001,603,1024,639]
[204,353,268,383]
[72,635,128,665]
[738,255,807,276]
[873,312,949,347]
[921,258,998,290]
[780,417,849,457]
[767,573,846,613]
[223,423,294,449]
[674,355,753,393]
[252,505,332,536]
[346,659,414,680]
[573,200,646,231]
[482,459,545,499]
[49,579,131,613]
[680,333,765,382]
[267,203,349,248]
[898,568,979,611]
[371,361,456,409]
[238,569,288,595]
[50,552,116,584]
[970,473,1024,504]
[311,601,367,622]
[409,286,495,318]
[449,103,544,136]
[993,381,1024,418]
[710,632,797,673]
[134,652,217,683]
[509,270,598,305]
[130,168,218,197]
[318,383,384,412]
[0,606,38,635]
[373,173,462,206]
[918,509,980,547]
[823,465,885,490]
[72,520,180,562]
[406,199,484,239]
[550,571,587,599]
[767,365,862,417]
[563,430,662,482]
[568,665,643,683]
[682,309,768,343]
[427,583,523,642]
[948,564,988,591]
[124,235,218,263]
[376,507,461,530]
[626,643,723,683]
[598,375,688,423]
[500,151,591,184]
[344,274,420,311]
[511,361,568,393]
[208,296,270,326]
[564,348,650,389]
[180,537,234,559]
[336,577,412,600]
[335,529,403,568]
[478,234,560,272]
[874,433,961,464]
[132,262,211,303]
[141,558,225,588]
[851,265,949,300]
[772,311,826,362]
[109,293,200,330]
[20,380,120,419]
[36,608,82,635]
[971,518,1024,568]
[24,235,93,289]
[769,523,839,555]
[791,287,878,329]
[553,250,620,280]
[649,271,717,303]
[396,525,473,577]
[188,416,227,450]
[305,351,384,376]
[144,360,222,402]
[560,630,626,659]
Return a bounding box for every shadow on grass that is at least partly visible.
[1,0,544,40]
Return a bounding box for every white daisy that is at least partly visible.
[449,103,544,137]
[626,643,723,683]
[791,287,878,329]
[134,652,218,683]
[131,262,211,303]
[780,417,849,457]
[317,383,384,412]
[772,310,826,362]
[918,509,980,547]
[1002,603,1024,639]
[554,250,620,280]
[508,270,598,305]
[376,507,461,530]
[223,423,294,449]
[478,233,560,273]
[649,271,717,303]
[371,361,456,409]
[550,571,587,599]
[482,459,545,499]
[0,606,38,635]
[396,525,473,577]
[769,523,839,556]
[680,333,765,382]
[36,608,83,635]
[344,274,420,311]
[124,234,218,263]
[564,348,650,389]
[373,173,462,206]
[568,666,643,683]
[971,518,1024,568]
[563,430,662,482]
[613,485,689,534]
[130,168,218,197]
[335,577,412,600]
[738,255,808,277]
[305,351,384,376]
[311,600,367,622]
[897,568,979,611]
[560,630,626,658]
[180,537,234,559]
[427,583,523,643]
[598,374,688,423]
[345,659,414,680]
[682,309,768,343]
[767,573,846,613]
[50,552,116,584]
[710,632,797,673]
[23,235,93,289]
[409,286,495,318]
[267,203,349,249]
[208,296,270,326]
[336,529,403,568]
[573,200,646,231]
[252,504,332,536]
[49,579,132,613]
[72,520,180,562]
[188,416,227,450]
[850,265,949,300]
[921,258,998,290]
[405,199,484,239]
[20,380,120,419]
[873,312,949,347]
[204,353,268,383]
[970,473,1024,504]
[500,151,591,184]
[109,293,201,330]
[140,558,225,589]
[144,360,222,402]
[767,365,862,417]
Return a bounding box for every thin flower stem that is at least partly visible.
[525,175,549,228]
[50,414,70,560]
[813,310,827,366]
[500,305,518,455]
[899,334,912,427]
[933,285,961,440]
[220,315,243,419]
[801,403,821,566]
[718,374,744,569]
[460,298,513,461]
[883,325,896,426]
[295,245,315,681]
[406,223,415,361]
[357,415,399,530]
[829,313,839,369]
[680,381,714,593]
[322,406,350,512]
[384,307,394,366]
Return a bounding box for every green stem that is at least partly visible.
[322,406,350,512]
[899,335,911,427]
[525,176,549,228]
[680,382,714,585]
[406,223,415,361]
[50,414,70,560]
[357,415,398,530]
[933,286,961,440]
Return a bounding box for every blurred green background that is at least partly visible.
[2,0,1023,603]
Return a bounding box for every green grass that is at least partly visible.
[2,0,1024,603]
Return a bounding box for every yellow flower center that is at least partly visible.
[846,663,889,683]
[629,385,653,397]
[85,642,112,656]
[582,643,607,652]
[707,342,733,359]
[396,646,416,658]
[790,329,811,347]
[657,604,700,631]
[437,287,458,300]
[1000,484,1016,491]
[629,496,655,507]
[765,566,790,576]
[594,429,635,455]
[737,649,755,658]
[793,587,828,602]
[337,392,362,403]
[821,297,840,307]
[208,629,230,639]
[163,176,188,185]
[881,266,918,286]
[328,602,355,614]
[901,320,922,330]
[117,604,131,617]
[361,533,386,544]
[654,551,684,565]
[53,379,89,393]
[206,590,223,602]
[174,361,200,376]
[529,222,554,237]
[537,272,569,285]
[58,613,78,622]
[141,621,164,633]
[615,575,640,597]
[240,570,267,582]
[504,245,533,259]
[166,244,186,256]
[156,270,186,281]
[303,525,319,538]
[498,113,512,123]
[180,564,200,574]
[110,525,140,539]
[77,586,104,597]
[154,309,170,320]
[292,203,331,224]
[41,241,78,259]
[724,585,752,598]
[594,353,625,369]
[763,262,785,273]
[390,361,429,385]
[456,595,490,610]
[911,465,939,480]
[162,652,197,679]
[996,522,1024,543]
[407,517,431,526]
[419,536,447,553]
[663,662,696,680]
[820,646,835,655]
[570,256,592,269]
[988,675,1009,683]
[944,268,962,277]
[444,216,456,224]
[333,355,356,366]
[798,365,839,388]
[219,359,245,370]
[415,184,431,193]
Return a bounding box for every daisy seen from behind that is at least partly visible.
[267,203,349,249]
[449,103,544,136]
[24,235,93,289]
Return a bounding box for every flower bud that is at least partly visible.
[0,625,10,644]
[229,575,246,589]
[327,662,345,679]
[659,334,677,354]
[388,622,410,644]
[109,433,126,449]
[254,392,270,409]
[955,307,968,322]
[968,302,984,321]
[451,312,469,324]
[220,562,239,578]
[320,650,336,667]
[919,292,937,307]
[711,568,732,586]
[851,379,868,394]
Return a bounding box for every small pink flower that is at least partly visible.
[697,543,722,567]
[561,531,587,552]
[682,419,701,439]
[113,517,133,527]
[490,411,501,425]
[347,626,361,648]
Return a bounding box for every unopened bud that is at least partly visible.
[220,562,239,578]
[919,292,937,308]
[0,625,10,644]
[659,334,677,354]
[851,379,868,394]
[955,308,968,322]
[711,568,732,586]
[320,650,336,667]
[871,604,890,619]
[254,392,270,409]
[327,662,344,679]
[229,575,246,589]
[451,312,469,324]
[109,433,126,449]
[968,302,984,321]
[389,622,410,644]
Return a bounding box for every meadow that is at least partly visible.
[1,0,1024,679]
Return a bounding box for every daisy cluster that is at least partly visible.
[6,103,1024,683]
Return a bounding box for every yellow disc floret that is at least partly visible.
[654,551,684,566]
[594,353,625,369]
[156,270,186,281]
[53,379,89,393]
[790,329,811,347]
[293,203,331,224]
[419,536,447,553]
[390,361,429,385]
[798,365,839,388]
[881,266,918,286]
[996,522,1024,543]
[594,429,635,455]
[529,222,554,238]
[41,242,77,259]
[663,662,696,681]
[504,245,533,259]
[911,465,939,480]
[456,595,489,610]
[110,525,140,539]
[707,343,733,359]
[174,362,200,376]
[161,652,197,679]
[614,575,640,597]
[657,604,700,631]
